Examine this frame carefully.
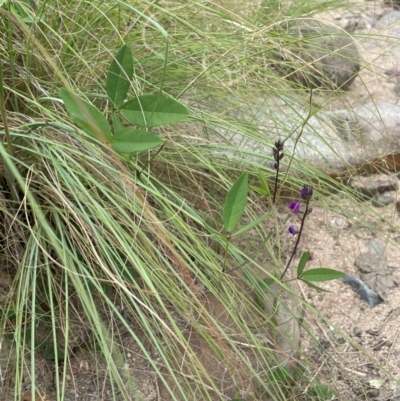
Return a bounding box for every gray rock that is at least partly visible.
[287,20,361,89]
[335,217,345,227]
[346,10,400,111]
[371,194,396,207]
[384,70,400,98]
[367,238,386,256]
[189,96,400,174]
[345,17,376,32]
[181,92,362,171]
[326,101,400,157]
[354,242,397,300]
[375,10,400,26]
[268,107,358,167]
[185,81,400,175]
[349,174,398,198]
[183,10,400,174]
[341,274,383,307]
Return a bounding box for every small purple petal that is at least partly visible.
[307,207,313,215]
[274,162,278,169]
[289,200,301,214]
[288,225,298,235]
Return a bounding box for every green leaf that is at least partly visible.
[300,280,331,293]
[230,210,272,237]
[60,89,112,142]
[297,251,310,278]
[121,94,189,128]
[223,172,248,233]
[106,45,134,108]
[301,268,346,282]
[111,128,163,153]
[111,112,124,132]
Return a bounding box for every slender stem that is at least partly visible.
[280,199,309,280]
[272,160,279,204]
[224,260,248,275]
[222,239,230,272]
[276,90,313,200]
[140,142,166,172]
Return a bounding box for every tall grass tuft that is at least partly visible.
[0,1,394,401]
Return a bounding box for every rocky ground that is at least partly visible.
[292,5,400,399]
[298,176,400,401]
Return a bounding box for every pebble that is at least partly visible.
[335,217,345,227]
[367,238,386,256]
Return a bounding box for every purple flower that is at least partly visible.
[288,225,298,235]
[274,162,278,169]
[300,185,313,201]
[273,139,285,162]
[289,200,301,214]
[274,139,284,152]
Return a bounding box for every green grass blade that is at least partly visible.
[259,169,270,196]
[230,211,272,237]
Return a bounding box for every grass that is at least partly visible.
[0,0,398,400]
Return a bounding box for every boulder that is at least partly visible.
[203,96,400,175]
[285,19,361,89]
